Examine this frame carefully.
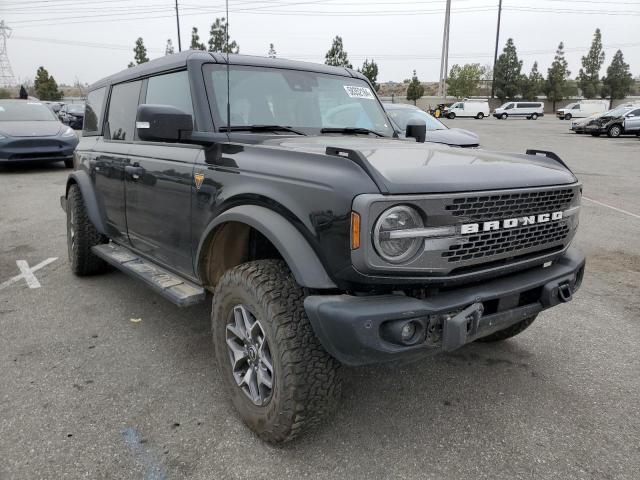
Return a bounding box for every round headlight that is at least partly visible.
[373,205,424,263]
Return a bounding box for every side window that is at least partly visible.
[106,80,142,141]
[145,71,194,118]
[84,87,106,134]
[628,109,640,117]
[505,103,514,109]
[572,104,580,110]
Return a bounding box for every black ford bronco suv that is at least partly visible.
[61,51,585,443]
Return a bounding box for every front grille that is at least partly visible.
[444,188,574,222]
[442,222,570,263]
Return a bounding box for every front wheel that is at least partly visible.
[212,260,341,444]
[476,112,484,119]
[448,112,456,119]
[607,125,622,137]
[476,315,537,342]
[501,113,508,120]
[564,113,572,120]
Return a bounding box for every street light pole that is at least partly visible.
[175,0,182,52]
[437,0,452,101]
[491,0,503,98]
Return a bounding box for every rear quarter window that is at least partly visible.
[84,87,106,134]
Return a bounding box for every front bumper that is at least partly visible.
[0,136,78,162]
[305,248,585,366]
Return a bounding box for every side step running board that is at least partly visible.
[92,243,205,307]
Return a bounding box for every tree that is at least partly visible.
[493,38,523,101]
[545,42,571,111]
[128,37,149,68]
[190,27,206,50]
[33,66,63,101]
[406,70,424,105]
[521,62,544,100]
[578,29,605,99]
[358,59,379,91]
[601,49,633,103]
[0,87,12,99]
[324,36,352,68]
[165,38,175,55]
[447,63,486,99]
[268,43,276,58]
[208,17,239,53]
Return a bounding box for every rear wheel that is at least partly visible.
[212,260,341,444]
[476,315,537,342]
[66,184,108,275]
[500,113,508,120]
[607,124,622,137]
[476,112,484,119]
[531,113,539,120]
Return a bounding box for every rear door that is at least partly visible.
[124,70,201,277]
[91,80,142,241]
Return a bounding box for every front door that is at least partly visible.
[623,108,640,132]
[125,144,199,276]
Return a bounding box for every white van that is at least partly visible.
[493,101,544,120]
[556,100,608,120]
[445,100,490,119]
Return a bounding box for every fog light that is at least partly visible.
[401,322,417,342]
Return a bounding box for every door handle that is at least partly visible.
[125,165,144,180]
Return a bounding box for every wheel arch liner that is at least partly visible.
[196,204,337,289]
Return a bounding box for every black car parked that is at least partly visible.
[61,52,585,443]
[384,103,480,147]
[59,103,85,129]
[0,99,78,167]
[585,105,640,137]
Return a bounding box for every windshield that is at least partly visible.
[385,106,446,131]
[604,106,632,117]
[564,103,577,110]
[206,64,394,136]
[67,104,85,113]
[0,100,58,121]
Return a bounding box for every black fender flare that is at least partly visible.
[64,170,107,235]
[196,205,337,289]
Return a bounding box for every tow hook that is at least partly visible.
[442,302,484,352]
[558,282,573,303]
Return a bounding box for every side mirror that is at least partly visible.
[406,119,426,143]
[136,104,193,142]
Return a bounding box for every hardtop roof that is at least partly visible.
[88,51,365,91]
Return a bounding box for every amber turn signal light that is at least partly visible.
[351,211,361,250]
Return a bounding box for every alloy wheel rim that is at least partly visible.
[225,304,274,406]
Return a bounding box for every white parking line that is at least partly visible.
[0,257,58,291]
[582,196,640,220]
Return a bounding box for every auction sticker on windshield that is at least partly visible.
[344,85,375,99]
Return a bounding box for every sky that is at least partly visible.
[3,0,640,86]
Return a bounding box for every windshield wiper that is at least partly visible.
[320,127,385,137]
[220,125,307,135]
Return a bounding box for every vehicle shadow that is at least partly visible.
[0,161,69,174]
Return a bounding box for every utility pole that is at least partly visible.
[437,0,452,101]
[490,0,503,98]
[175,0,182,52]
[0,20,16,88]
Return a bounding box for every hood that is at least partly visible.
[259,136,577,194]
[424,128,479,147]
[0,120,63,137]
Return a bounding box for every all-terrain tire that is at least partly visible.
[66,184,108,275]
[476,315,537,342]
[211,260,341,444]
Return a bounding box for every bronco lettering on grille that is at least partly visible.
[461,211,563,235]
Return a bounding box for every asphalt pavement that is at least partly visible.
[1,117,639,479]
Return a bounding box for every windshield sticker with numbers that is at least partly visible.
[343,85,375,99]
